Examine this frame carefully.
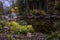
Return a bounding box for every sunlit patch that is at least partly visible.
[2,0,12,9]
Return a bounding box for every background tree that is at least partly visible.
[0,1,4,13]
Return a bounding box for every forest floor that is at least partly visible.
[0,32,49,40]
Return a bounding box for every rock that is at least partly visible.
[13,34,20,39]
[3,26,10,32]
[27,32,32,38]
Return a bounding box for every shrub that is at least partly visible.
[5,21,34,34]
[27,25,34,33]
[0,24,2,32]
[0,20,6,32]
[9,21,21,34]
[47,32,60,40]
[0,20,6,27]
[19,26,28,34]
